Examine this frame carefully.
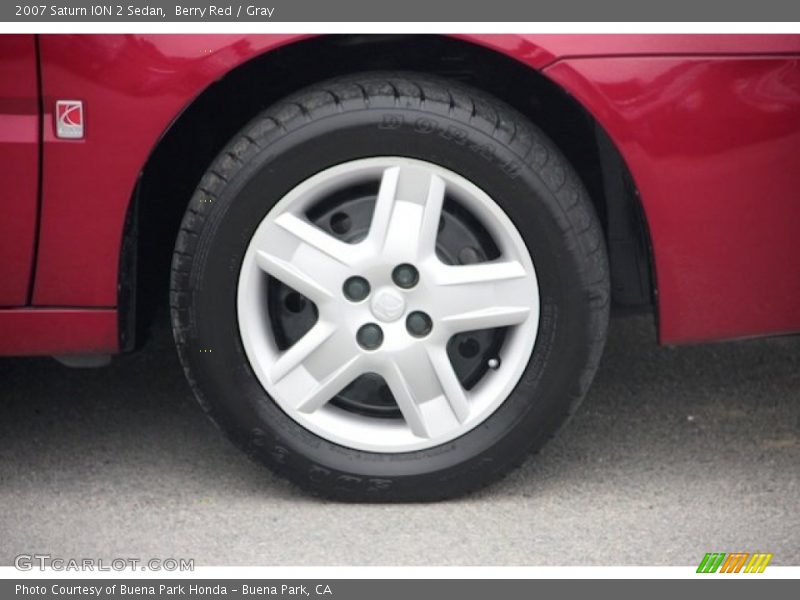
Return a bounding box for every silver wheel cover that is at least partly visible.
[237,157,539,452]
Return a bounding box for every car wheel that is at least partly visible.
[170,72,609,501]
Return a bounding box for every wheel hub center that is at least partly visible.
[370,288,406,322]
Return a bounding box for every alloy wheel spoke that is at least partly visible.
[425,345,470,423]
[252,212,360,303]
[383,345,469,439]
[295,354,362,414]
[433,260,534,334]
[269,325,364,414]
[367,165,446,261]
[274,212,356,264]
[254,250,332,302]
[269,320,337,384]
[441,305,531,332]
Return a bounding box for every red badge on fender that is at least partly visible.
[55,100,84,139]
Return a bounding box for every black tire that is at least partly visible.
[170,72,609,501]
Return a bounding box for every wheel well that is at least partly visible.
[127,34,654,349]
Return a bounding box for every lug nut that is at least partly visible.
[357,323,384,350]
[343,276,370,302]
[392,264,419,289]
[406,311,433,338]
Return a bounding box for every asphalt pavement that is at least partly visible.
[1,314,798,566]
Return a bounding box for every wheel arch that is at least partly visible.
[122,34,655,350]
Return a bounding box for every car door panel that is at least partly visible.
[0,34,39,306]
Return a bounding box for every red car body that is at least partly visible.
[1,34,799,356]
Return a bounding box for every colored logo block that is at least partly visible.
[697,552,773,573]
